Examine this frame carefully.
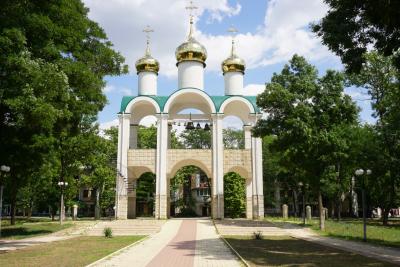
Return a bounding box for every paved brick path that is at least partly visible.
[94,219,240,267]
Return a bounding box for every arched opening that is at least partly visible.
[222,115,244,149]
[169,165,211,217]
[224,172,246,218]
[136,172,156,217]
[137,115,157,149]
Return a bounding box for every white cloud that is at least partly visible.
[243,84,265,96]
[103,84,133,95]
[83,0,338,79]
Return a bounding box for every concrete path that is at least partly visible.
[93,219,241,267]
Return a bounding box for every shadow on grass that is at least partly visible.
[1,227,53,238]
[225,236,397,267]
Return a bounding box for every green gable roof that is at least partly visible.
[120,91,260,113]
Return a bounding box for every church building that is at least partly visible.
[116,8,264,220]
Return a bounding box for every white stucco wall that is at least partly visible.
[224,72,243,95]
[138,71,157,95]
[178,61,204,90]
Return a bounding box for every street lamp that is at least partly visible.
[0,165,10,237]
[58,181,68,224]
[354,168,371,242]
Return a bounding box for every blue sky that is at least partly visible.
[83,0,373,128]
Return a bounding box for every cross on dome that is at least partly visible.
[143,25,154,56]
[227,25,238,56]
[185,1,198,39]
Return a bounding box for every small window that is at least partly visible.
[83,190,89,198]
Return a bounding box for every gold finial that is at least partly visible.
[143,25,154,56]
[227,25,238,56]
[185,1,198,39]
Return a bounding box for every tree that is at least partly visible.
[180,129,211,149]
[223,128,244,149]
[224,172,246,218]
[0,0,127,224]
[253,55,359,230]
[348,52,400,224]
[312,0,400,73]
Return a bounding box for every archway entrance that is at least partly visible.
[170,165,211,217]
[136,172,156,217]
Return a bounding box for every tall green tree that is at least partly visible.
[223,128,244,149]
[312,0,400,73]
[0,0,127,224]
[253,55,359,230]
[224,172,246,218]
[348,52,400,224]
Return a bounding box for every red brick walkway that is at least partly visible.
[146,220,197,267]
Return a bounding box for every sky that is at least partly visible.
[82,0,373,129]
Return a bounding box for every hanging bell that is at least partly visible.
[186,121,195,130]
[196,122,201,129]
[204,123,211,131]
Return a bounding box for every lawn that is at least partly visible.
[224,235,397,267]
[0,236,145,267]
[1,218,74,240]
[266,217,400,248]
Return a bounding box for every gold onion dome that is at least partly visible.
[175,18,207,66]
[222,39,245,74]
[135,41,160,74]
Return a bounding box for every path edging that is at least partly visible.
[212,220,250,267]
[85,235,150,267]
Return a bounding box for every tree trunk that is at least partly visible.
[293,190,298,217]
[337,197,342,221]
[318,190,325,230]
[10,199,16,225]
[382,207,390,226]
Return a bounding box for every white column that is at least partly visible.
[251,135,264,219]
[116,113,130,219]
[129,124,138,149]
[155,113,168,219]
[244,125,252,149]
[212,114,224,219]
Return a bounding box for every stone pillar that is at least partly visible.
[72,204,78,221]
[212,114,224,219]
[155,114,169,219]
[282,204,288,219]
[244,125,252,149]
[306,205,312,220]
[252,135,264,219]
[116,113,130,219]
[129,124,138,149]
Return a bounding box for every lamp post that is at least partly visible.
[58,181,68,224]
[298,182,306,225]
[354,168,371,242]
[0,165,10,237]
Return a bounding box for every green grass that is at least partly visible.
[1,219,74,240]
[266,217,400,248]
[224,235,397,267]
[0,236,145,267]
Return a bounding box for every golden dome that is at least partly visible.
[135,41,159,74]
[222,40,245,74]
[175,19,207,66]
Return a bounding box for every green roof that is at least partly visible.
[119,89,260,113]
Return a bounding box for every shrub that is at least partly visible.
[253,231,263,240]
[104,227,113,238]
